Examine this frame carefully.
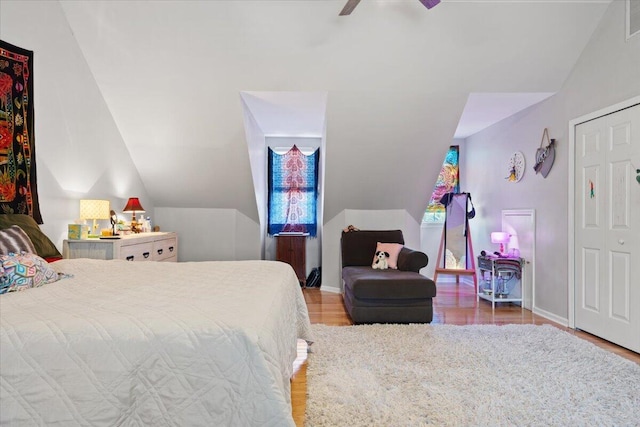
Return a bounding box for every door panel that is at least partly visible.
[576,119,605,335]
[610,161,631,228]
[609,251,629,322]
[583,165,600,227]
[574,103,639,353]
[581,247,600,312]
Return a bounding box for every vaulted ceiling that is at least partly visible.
[58,0,611,223]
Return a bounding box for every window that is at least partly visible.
[423,145,460,224]
[268,145,319,236]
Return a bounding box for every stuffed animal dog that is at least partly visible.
[372,251,390,269]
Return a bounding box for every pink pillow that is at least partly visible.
[372,242,403,269]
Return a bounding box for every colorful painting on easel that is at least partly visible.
[423,145,459,222]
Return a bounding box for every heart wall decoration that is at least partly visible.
[533,128,556,178]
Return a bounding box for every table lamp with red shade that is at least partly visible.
[122,197,145,233]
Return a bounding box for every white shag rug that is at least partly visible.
[306,324,640,427]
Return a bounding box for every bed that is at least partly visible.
[0,256,313,426]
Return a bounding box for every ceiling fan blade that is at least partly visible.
[339,0,361,16]
[418,0,440,9]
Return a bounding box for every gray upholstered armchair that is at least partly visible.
[341,229,437,324]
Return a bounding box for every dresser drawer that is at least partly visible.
[153,237,177,261]
[120,242,153,262]
[64,232,178,262]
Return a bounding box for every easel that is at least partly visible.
[433,193,477,293]
[433,226,477,292]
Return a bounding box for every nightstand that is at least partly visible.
[477,255,524,309]
[276,234,306,286]
[63,232,178,262]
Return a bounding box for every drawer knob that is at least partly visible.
[169,246,174,252]
[126,256,134,261]
[143,252,150,258]
[157,249,163,255]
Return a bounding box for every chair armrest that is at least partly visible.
[397,247,428,272]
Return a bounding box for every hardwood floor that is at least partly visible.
[291,281,640,426]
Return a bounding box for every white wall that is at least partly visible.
[420,223,442,280]
[323,91,460,224]
[322,209,422,293]
[0,0,151,251]
[154,207,260,262]
[242,98,267,258]
[464,0,640,323]
[235,211,262,261]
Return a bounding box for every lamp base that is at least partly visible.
[88,221,100,238]
[131,220,142,233]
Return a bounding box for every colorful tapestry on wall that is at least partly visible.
[268,145,319,236]
[0,40,42,223]
[423,145,459,223]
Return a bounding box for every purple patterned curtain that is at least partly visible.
[268,145,319,236]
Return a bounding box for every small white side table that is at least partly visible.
[477,255,524,309]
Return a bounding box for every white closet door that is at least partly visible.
[574,104,640,353]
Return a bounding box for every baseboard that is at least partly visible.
[435,276,475,286]
[318,285,341,294]
[533,306,569,327]
[318,284,570,328]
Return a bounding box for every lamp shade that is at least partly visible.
[491,232,510,244]
[122,197,145,214]
[79,200,110,220]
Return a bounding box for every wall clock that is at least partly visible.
[507,151,525,183]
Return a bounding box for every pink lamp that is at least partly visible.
[491,231,510,256]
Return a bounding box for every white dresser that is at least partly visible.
[63,232,178,262]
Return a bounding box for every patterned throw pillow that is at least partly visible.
[371,242,404,269]
[0,225,37,255]
[0,252,60,294]
[0,214,62,258]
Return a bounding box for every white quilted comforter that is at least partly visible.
[0,259,313,426]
